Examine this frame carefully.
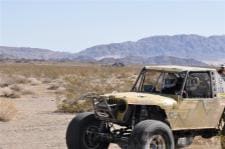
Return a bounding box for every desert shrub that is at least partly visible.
[57,97,93,113]
[10,84,22,92]
[0,75,29,88]
[10,84,34,96]
[47,79,65,90]
[0,87,20,98]
[53,87,66,95]
[0,76,15,87]
[0,99,17,122]
[47,84,59,90]
[27,78,41,86]
[41,78,52,84]
[13,75,29,84]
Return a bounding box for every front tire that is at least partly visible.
[66,112,109,149]
[128,120,175,149]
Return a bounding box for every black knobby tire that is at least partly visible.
[128,120,175,149]
[66,112,109,149]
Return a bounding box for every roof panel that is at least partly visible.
[144,65,216,72]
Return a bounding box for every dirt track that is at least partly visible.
[0,84,73,149]
[0,84,120,149]
[0,84,221,149]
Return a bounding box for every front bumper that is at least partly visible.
[92,95,127,123]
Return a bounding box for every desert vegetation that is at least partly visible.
[0,74,39,98]
[0,63,139,114]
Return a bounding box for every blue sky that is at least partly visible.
[0,0,225,53]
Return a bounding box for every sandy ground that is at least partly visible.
[0,83,221,149]
[0,84,74,149]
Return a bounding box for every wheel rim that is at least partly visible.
[149,135,166,149]
[83,125,100,149]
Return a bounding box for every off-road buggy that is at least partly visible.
[66,65,225,149]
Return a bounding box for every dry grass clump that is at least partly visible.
[0,87,20,98]
[41,78,52,84]
[47,84,60,90]
[10,84,22,92]
[56,96,93,113]
[13,75,29,84]
[54,87,66,95]
[0,75,29,88]
[0,83,34,98]
[0,99,17,122]
[49,79,65,93]
[0,76,17,87]
[0,86,34,98]
[27,78,41,86]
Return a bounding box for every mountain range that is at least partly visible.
[76,34,225,63]
[99,56,207,66]
[0,34,224,65]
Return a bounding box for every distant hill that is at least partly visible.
[0,46,75,60]
[0,34,224,65]
[76,34,225,63]
[99,56,207,66]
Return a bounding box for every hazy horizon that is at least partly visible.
[1,34,225,54]
[0,0,225,52]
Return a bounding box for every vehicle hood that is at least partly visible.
[102,92,177,108]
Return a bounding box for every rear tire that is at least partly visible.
[128,120,175,149]
[66,112,109,149]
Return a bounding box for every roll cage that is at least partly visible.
[132,68,214,99]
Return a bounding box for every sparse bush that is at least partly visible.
[0,99,17,122]
[47,84,60,90]
[0,76,15,87]
[57,98,92,113]
[54,87,66,94]
[0,87,20,98]
[14,75,29,84]
[0,75,29,88]
[8,84,34,96]
[41,78,52,84]
[28,78,41,86]
[10,84,22,92]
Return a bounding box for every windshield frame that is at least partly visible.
[131,68,188,96]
